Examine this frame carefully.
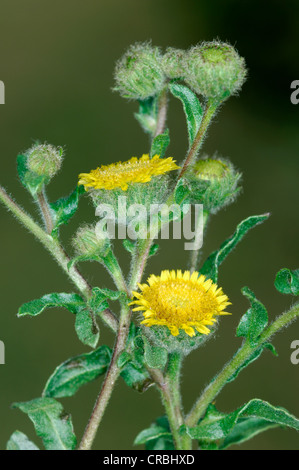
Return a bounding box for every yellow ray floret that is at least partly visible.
[130,269,231,337]
[78,154,180,191]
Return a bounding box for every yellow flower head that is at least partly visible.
[78,154,180,191]
[130,270,231,337]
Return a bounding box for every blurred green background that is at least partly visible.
[0,0,298,450]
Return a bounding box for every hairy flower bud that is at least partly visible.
[184,42,247,102]
[72,224,110,258]
[187,157,242,214]
[114,43,166,100]
[26,143,63,179]
[161,48,185,80]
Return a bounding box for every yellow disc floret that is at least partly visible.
[78,154,180,191]
[130,270,231,337]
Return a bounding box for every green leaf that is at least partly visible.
[67,253,100,270]
[236,287,268,345]
[169,82,203,145]
[49,185,84,236]
[12,398,77,450]
[120,362,152,393]
[17,154,48,198]
[134,97,158,135]
[185,399,299,443]
[200,214,270,283]
[75,308,100,349]
[174,178,191,206]
[123,239,136,254]
[18,293,85,317]
[227,343,278,384]
[143,337,168,370]
[43,346,112,398]
[275,268,299,296]
[117,351,132,369]
[7,431,40,450]
[149,243,159,257]
[219,417,278,449]
[150,129,170,158]
[135,416,174,450]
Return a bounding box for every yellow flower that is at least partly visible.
[78,154,180,191]
[130,270,231,337]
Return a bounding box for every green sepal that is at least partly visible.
[75,308,100,349]
[43,346,112,398]
[17,293,85,317]
[12,398,77,450]
[236,287,268,345]
[135,416,174,450]
[143,336,168,370]
[49,185,84,237]
[200,213,269,283]
[226,343,278,384]
[7,431,40,450]
[134,97,158,135]
[184,399,299,444]
[169,82,203,146]
[274,268,299,296]
[17,154,49,198]
[150,129,170,158]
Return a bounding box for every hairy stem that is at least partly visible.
[153,86,168,139]
[189,210,209,273]
[79,303,132,450]
[178,101,219,179]
[0,185,118,332]
[37,188,53,234]
[185,302,299,428]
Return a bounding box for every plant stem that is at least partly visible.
[153,86,168,139]
[178,100,219,179]
[37,188,53,234]
[129,237,154,292]
[79,303,132,450]
[0,185,118,332]
[189,210,209,273]
[185,302,299,428]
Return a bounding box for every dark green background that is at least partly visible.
[0,0,298,450]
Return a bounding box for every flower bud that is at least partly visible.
[161,48,185,80]
[27,143,63,179]
[72,224,110,258]
[187,157,241,214]
[184,41,247,102]
[114,43,166,100]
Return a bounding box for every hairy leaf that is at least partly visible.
[7,431,39,450]
[236,287,268,345]
[49,185,84,236]
[150,129,170,158]
[75,308,99,348]
[185,399,299,442]
[200,214,269,283]
[43,346,112,398]
[18,293,85,317]
[12,398,77,450]
[169,82,203,145]
[275,268,299,296]
[135,416,174,450]
[134,97,158,135]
